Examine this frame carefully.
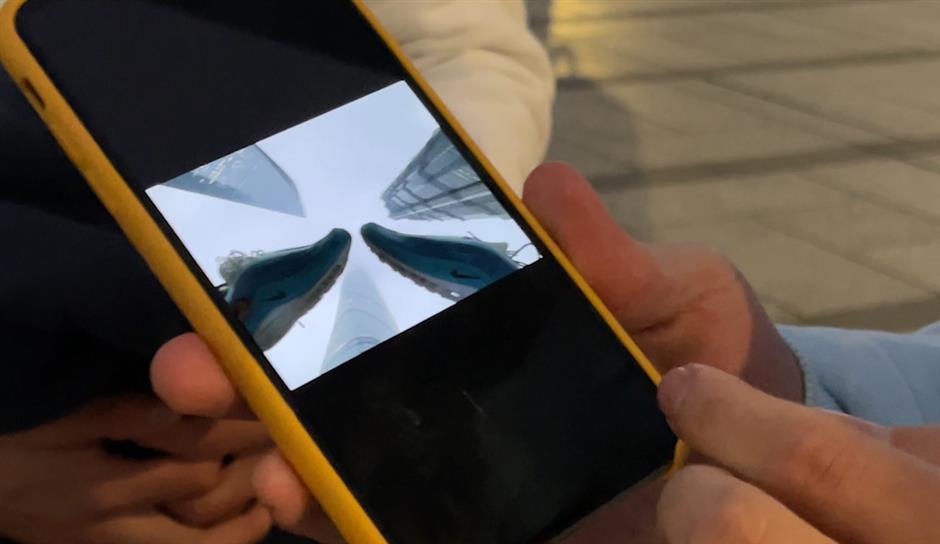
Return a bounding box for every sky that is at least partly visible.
[146,81,538,390]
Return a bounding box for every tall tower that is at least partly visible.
[164,144,305,217]
[381,129,509,221]
[321,266,399,374]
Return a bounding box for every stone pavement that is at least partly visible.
[529,0,940,331]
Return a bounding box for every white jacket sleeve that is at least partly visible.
[779,324,940,426]
[364,0,555,194]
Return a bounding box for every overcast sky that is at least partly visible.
[147,82,538,389]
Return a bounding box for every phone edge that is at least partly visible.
[0,1,391,542]
[0,0,686,540]
[351,0,687,477]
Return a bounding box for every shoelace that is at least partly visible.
[217,249,266,283]
[465,231,534,267]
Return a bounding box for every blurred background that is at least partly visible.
[526,0,940,331]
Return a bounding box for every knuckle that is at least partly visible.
[694,485,760,544]
[694,246,740,286]
[776,421,860,504]
[663,466,769,544]
[163,459,222,497]
[190,461,224,494]
[661,464,710,504]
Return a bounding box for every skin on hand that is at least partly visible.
[151,162,807,541]
[656,364,940,544]
[521,163,803,403]
[0,396,273,544]
[152,336,344,543]
[162,450,268,529]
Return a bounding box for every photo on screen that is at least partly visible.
[145,81,541,389]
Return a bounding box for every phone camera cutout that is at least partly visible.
[21,78,45,110]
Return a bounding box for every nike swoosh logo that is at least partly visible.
[450,269,480,280]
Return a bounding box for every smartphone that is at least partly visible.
[0,1,679,542]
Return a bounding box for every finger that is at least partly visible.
[658,364,940,544]
[163,452,264,527]
[522,163,675,330]
[26,393,263,455]
[129,418,271,460]
[559,479,665,544]
[659,465,835,544]
[818,410,890,441]
[891,425,940,466]
[23,395,183,446]
[88,504,271,544]
[521,164,772,386]
[86,454,222,513]
[151,333,253,419]
[41,396,268,458]
[253,450,343,543]
[778,413,940,467]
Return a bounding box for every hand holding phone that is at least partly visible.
[3,2,679,541]
[153,163,806,541]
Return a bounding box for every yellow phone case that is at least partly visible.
[0,1,686,541]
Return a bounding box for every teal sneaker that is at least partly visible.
[361,222,521,301]
[221,228,351,350]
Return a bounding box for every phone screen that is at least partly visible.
[145,81,542,389]
[15,2,676,542]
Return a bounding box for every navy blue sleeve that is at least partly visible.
[1,70,189,434]
[0,202,190,433]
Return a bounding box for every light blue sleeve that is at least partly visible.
[778,324,940,426]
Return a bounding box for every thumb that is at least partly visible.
[891,425,940,466]
[253,451,344,543]
[522,162,672,330]
[658,364,940,544]
[824,414,940,467]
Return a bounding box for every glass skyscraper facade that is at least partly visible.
[382,129,508,222]
[165,144,305,217]
[321,266,399,374]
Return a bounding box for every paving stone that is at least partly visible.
[536,0,940,329]
[603,172,851,235]
[657,11,899,65]
[803,159,940,222]
[633,127,844,172]
[601,80,875,143]
[777,1,940,50]
[581,80,876,173]
[652,219,928,317]
[760,196,940,253]
[546,132,635,180]
[721,61,940,138]
[866,242,940,293]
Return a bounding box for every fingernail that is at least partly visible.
[658,366,692,417]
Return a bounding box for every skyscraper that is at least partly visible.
[321,266,399,374]
[382,129,509,221]
[164,144,305,217]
